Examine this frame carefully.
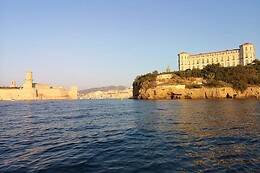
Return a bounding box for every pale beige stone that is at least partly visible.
[0,71,78,101]
[80,87,133,99]
[178,43,256,71]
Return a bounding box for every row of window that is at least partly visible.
[180,54,255,65]
[181,58,240,65]
[180,51,240,59]
[181,59,253,70]
[181,52,254,60]
[245,46,253,51]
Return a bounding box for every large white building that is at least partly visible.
[178,43,255,71]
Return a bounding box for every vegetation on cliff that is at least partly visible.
[133,71,158,98]
[133,60,260,97]
[173,60,260,91]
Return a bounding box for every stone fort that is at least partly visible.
[0,71,78,100]
[178,43,255,71]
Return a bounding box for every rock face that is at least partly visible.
[135,86,260,99]
[133,73,260,100]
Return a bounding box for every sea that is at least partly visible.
[0,99,259,173]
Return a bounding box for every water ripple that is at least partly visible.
[0,99,259,172]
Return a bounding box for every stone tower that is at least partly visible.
[166,65,171,73]
[69,86,78,99]
[10,80,16,87]
[178,52,190,71]
[239,43,255,66]
[23,71,33,89]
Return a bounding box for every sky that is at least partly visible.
[0,0,259,90]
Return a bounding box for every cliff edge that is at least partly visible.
[136,85,260,100]
[133,62,260,99]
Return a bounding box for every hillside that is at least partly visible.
[79,86,128,94]
[133,60,260,99]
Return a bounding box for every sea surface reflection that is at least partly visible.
[0,99,259,172]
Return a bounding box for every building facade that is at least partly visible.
[178,43,255,71]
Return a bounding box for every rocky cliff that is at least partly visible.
[136,86,260,99]
[133,73,260,99]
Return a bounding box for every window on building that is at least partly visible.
[227,56,229,61]
[197,60,199,64]
[246,60,248,64]
[250,47,251,51]
[221,57,223,61]
[245,47,247,51]
[233,56,235,60]
[233,62,235,66]
[202,59,204,63]
[207,59,209,63]
[216,58,218,62]
[197,65,199,68]
[227,62,230,66]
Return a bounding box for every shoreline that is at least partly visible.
[134,86,260,100]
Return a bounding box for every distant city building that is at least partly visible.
[178,43,255,71]
[80,87,133,99]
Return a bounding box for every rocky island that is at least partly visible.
[133,60,260,99]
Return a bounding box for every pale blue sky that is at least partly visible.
[1,0,259,89]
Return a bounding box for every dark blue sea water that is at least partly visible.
[0,99,259,173]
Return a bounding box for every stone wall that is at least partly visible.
[37,88,69,100]
[0,87,77,101]
[0,88,37,100]
[0,71,78,101]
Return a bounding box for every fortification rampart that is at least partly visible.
[0,71,78,101]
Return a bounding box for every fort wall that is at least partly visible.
[0,71,78,101]
[0,88,37,100]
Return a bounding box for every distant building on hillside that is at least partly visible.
[80,87,133,99]
[178,43,255,71]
